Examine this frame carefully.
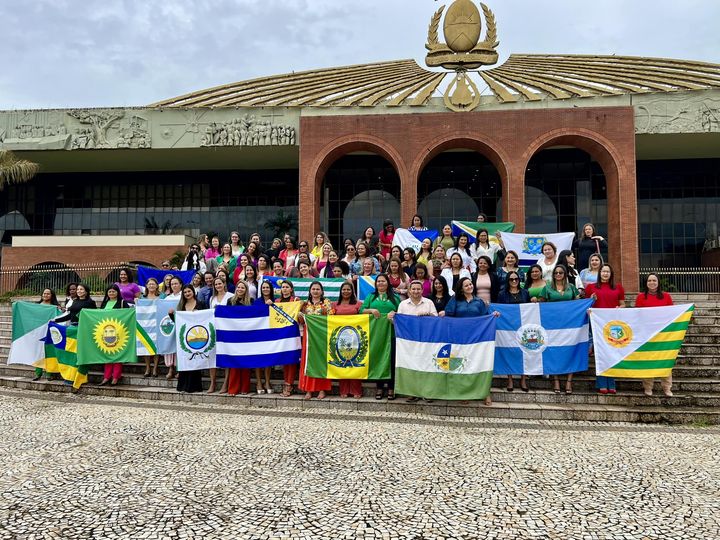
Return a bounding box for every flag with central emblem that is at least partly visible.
[77,308,137,365]
[491,300,593,375]
[590,304,694,378]
[175,310,216,371]
[394,314,496,400]
[392,228,439,253]
[304,314,392,379]
[499,231,574,268]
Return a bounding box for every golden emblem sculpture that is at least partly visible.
[426,0,499,112]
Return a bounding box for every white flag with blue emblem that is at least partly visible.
[392,228,439,253]
[491,299,593,375]
[500,232,575,268]
[174,310,216,371]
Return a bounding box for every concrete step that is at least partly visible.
[676,355,720,367]
[3,363,718,397]
[1,376,718,425]
[680,343,720,355]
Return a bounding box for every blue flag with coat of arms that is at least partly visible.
[491,299,593,376]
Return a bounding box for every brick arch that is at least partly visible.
[300,135,408,242]
[409,133,513,226]
[521,128,637,285]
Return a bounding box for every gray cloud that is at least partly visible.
[0,0,718,109]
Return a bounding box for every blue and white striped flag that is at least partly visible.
[215,303,301,369]
[491,299,593,376]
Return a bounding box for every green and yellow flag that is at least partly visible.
[77,308,138,366]
[590,304,694,378]
[305,314,391,380]
[44,323,88,389]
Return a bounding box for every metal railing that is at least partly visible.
[639,267,720,293]
[0,262,142,296]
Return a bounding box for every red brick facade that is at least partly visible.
[299,107,638,287]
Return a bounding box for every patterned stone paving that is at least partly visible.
[0,392,718,540]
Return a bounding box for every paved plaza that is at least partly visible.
[0,391,718,540]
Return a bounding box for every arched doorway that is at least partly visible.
[417,151,502,232]
[321,154,401,247]
[525,148,608,238]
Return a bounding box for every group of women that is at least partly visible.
[34,219,676,399]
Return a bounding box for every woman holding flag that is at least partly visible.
[636,273,675,397]
[278,281,301,397]
[332,281,364,399]
[361,274,400,400]
[98,284,132,386]
[253,281,277,395]
[225,281,253,396]
[300,281,335,400]
[174,285,207,394]
[540,265,581,394]
[441,277,499,406]
[586,264,626,395]
[497,271,531,392]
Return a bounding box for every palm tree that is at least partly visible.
[0,150,39,190]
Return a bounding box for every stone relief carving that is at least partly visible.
[69,110,151,150]
[0,110,71,150]
[635,96,720,134]
[200,114,296,147]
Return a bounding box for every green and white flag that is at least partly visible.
[8,302,60,367]
[175,310,216,371]
[394,314,496,400]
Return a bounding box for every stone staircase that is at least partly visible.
[0,294,718,424]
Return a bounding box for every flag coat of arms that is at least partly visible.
[8,302,60,367]
[500,232,574,268]
[451,221,515,243]
[392,228,439,253]
[304,314,391,379]
[175,310,216,371]
[77,308,138,366]
[590,304,694,378]
[43,323,88,389]
[491,300,593,376]
[394,314,496,400]
[262,276,344,302]
[215,303,302,369]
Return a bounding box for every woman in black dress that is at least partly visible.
[174,285,208,393]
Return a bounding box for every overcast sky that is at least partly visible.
[1,0,718,109]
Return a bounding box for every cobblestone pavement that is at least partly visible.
[0,392,718,540]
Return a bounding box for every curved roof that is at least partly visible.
[150,54,720,109]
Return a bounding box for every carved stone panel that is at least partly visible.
[635,92,720,134]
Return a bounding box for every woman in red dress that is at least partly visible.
[332,281,363,398]
[585,264,626,395]
[635,273,675,396]
[299,281,335,399]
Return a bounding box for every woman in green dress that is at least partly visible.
[525,264,547,303]
[539,265,581,394]
[360,274,400,400]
